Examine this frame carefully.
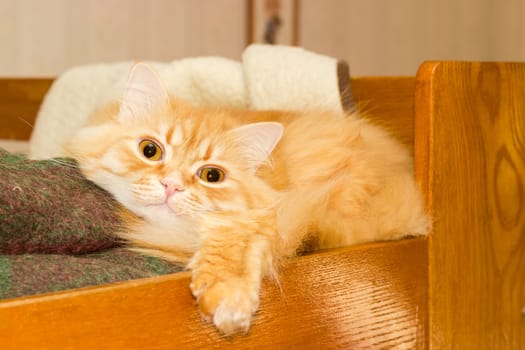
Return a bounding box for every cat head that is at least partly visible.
[67,63,283,223]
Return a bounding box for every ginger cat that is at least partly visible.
[65,63,429,335]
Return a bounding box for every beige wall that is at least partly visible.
[300,0,525,76]
[1,0,524,77]
[0,0,247,77]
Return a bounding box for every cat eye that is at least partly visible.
[138,139,163,161]
[197,166,225,183]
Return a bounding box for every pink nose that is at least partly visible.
[160,178,185,199]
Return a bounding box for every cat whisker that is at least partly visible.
[171,194,210,217]
[132,183,159,191]
[49,159,77,168]
[176,198,201,213]
[48,159,85,182]
[17,117,34,130]
[130,183,166,205]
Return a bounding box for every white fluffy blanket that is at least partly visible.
[29,44,352,159]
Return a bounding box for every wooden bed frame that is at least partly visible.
[0,61,523,349]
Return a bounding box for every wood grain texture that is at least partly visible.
[0,238,428,350]
[351,77,416,152]
[415,62,525,349]
[0,79,52,140]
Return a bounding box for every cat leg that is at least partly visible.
[188,211,276,336]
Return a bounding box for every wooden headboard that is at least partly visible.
[0,62,523,349]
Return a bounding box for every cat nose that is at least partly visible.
[160,178,185,198]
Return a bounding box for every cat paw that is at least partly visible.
[190,278,259,336]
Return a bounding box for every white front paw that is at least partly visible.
[212,287,259,335]
[191,278,260,336]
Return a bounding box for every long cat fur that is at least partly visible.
[65,63,429,335]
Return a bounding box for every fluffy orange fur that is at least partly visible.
[65,63,429,335]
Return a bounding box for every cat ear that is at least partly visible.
[117,63,170,122]
[228,122,284,172]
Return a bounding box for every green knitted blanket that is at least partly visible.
[0,149,183,299]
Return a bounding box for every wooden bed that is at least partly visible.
[0,61,523,349]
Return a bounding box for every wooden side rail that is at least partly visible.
[0,239,428,349]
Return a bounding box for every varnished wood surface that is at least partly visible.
[0,238,428,350]
[351,77,416,151]
[0,79,52,140]
[415,62,525,349]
